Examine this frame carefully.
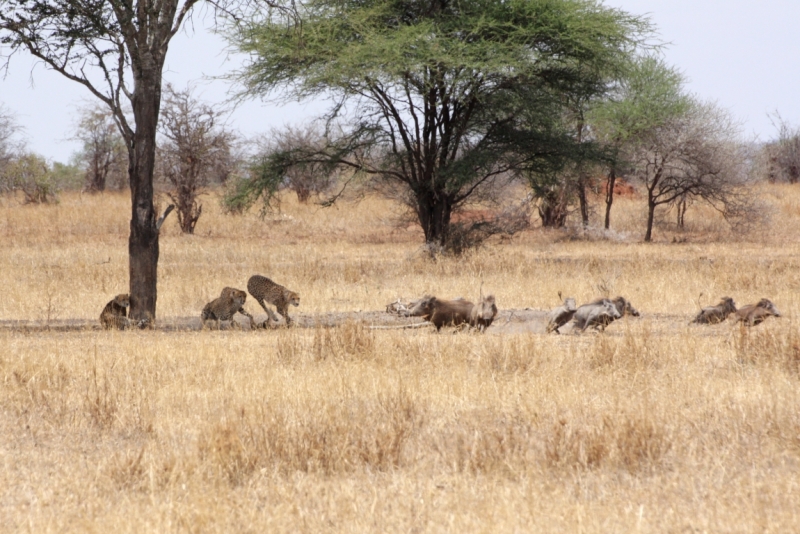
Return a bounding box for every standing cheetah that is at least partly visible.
[201,287,255,329]
[247,275,300,326]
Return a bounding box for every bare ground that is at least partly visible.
[0,308,737,336]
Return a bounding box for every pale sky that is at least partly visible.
[1,0,798,163]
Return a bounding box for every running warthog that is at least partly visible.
[546,297,577,334]
[691,297,736,325]
[470,295,497,331]
[571,296,639,332]
[571,298,622,333]
[407,294,496,331]
[735,298,781,326]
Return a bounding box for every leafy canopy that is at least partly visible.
[226,0,652,242]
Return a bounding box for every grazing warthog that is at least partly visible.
[691,297,737,325]
[571,299,622,333]
[470,295,498,331]
[546,297,577,334]
[407,294,496,331]
[735,298,781,326]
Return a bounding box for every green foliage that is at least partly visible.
[51,161,83,191]
[226,0,653,245]
[2,153,60,204]
[590,56,691,147]
[222,152,290,215]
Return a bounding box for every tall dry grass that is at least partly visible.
[1,185,800,531]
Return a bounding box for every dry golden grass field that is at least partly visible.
[1,185,800,532]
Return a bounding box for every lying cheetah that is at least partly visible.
[201,287,255,329]
[100,294,131,329]
[247,275,300,326]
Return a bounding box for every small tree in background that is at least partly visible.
[763,115,800,184]
[259,124,339,203]
[590,56,691,230]
[73,104,127,192]
[4,153,60,204]
[632,100,751,241]
[158,85,239,234]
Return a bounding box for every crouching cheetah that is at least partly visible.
[201,287,255,329]
[100,294,150,330]
[247,275,300,326]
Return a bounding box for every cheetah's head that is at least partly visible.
[289,292,300,307]
[113,294,131,308]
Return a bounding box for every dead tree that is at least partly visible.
[632,101,752,241]
[73,104,126,192]
[157,85,237,234]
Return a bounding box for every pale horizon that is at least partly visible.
[2,0,798,163]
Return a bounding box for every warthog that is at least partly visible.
[735,298,781,326]
[571,296,639,332]
[546,297,577,334]
[407,294,497,331]
[470,295,498,332]
[691,297,736,325]
[571,298,622,333]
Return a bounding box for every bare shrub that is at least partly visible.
[157,85,239,234]
[632,101,759,241]
[72,103,127,192]
[762,114,800,184]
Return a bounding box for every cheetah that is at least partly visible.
[247,275,300,326]
[100,294,132,329]
[201,287,255,329]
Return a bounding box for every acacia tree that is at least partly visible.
[225,0,650,248]
[632,100,749,242]
[1,0,198,322]
[158,85,238,234]
[73,104,127,192]
[589,56,690,230]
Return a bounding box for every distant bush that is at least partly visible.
[1,153,61,204]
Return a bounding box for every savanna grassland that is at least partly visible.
[1,185,800,532]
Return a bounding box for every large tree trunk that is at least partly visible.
[417,191,453,246]
[604,168,616,230]
[128,65,163,322]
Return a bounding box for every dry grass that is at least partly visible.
[1,185,800,531]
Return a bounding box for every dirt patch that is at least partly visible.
[0,309,736,336]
